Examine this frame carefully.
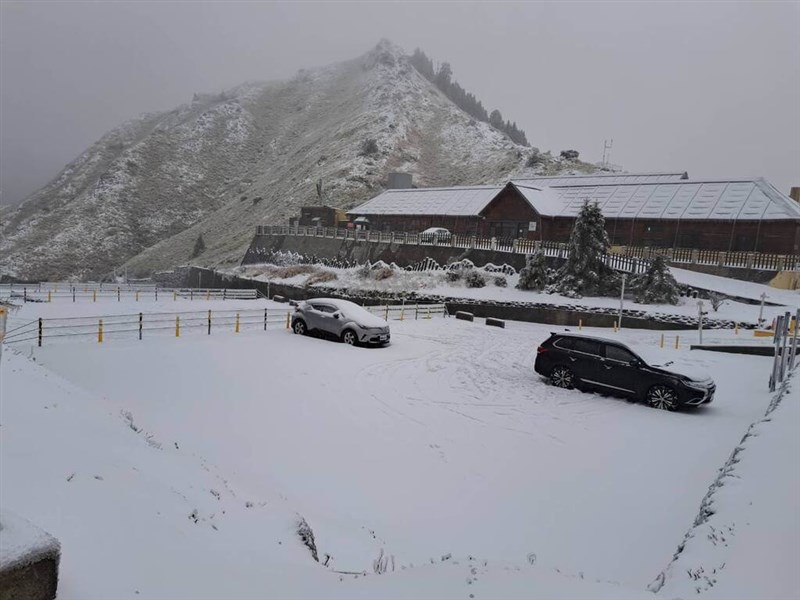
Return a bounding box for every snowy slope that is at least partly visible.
[4,288,790,597]
[0,40,596,282]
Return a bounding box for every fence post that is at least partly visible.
[139,313,143,340]
[208,310,212,335]
[176,316,180,338]
[235,313,240,333]
[136,290,139,302]
[73,287,76,303]
[660,333,664,348]
[93,290,97,302]
[98,319,103,343]
[190,290,193,301]
[117,287,121,302]
[384,305,389,320]
[23,288,27,303]
[286,312,290,329]
[264,308,268,331]
[155,288,158,301]
[48,291,51,303]
[38,318,42,347]
[223,289,227,301]
[415,305,419,320]
[173,291,177,302]
[675,335,680,349]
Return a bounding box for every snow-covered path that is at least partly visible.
[27,316,776,589]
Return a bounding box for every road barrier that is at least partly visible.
[0,285,259,303]
[2,303,447,347]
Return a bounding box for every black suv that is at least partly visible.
[534,333,715,410]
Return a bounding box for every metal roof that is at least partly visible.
[528,178,800,221]
[513,172,688,187]
[349,185,503,216]
[348,176,800,222]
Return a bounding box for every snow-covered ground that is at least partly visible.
[2,286,796,598]
[232,262,798,325]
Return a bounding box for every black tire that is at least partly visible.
[292,320,307,336]
[341,329,358,346]
[647,385,679,411]
[550,365,575,389]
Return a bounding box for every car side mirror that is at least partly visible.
[332,311,341,319]
[629,359,642,368]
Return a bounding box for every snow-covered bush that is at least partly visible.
[630,255,680,305]
[296,517,319,562]
[359,138,379,156]
[190,234,206,258]
[516,252,548,291]
[553,201,620,298]
[493,275,507,287]
[464,269,486,288]
[707,291,727,312]
[373,266,394,280]
[446,270,462,283]
[560,149,579,160]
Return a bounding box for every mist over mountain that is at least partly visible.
[0,40,596,281]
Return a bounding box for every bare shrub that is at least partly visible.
[373,266,394,280]
[464,269,486,288]
[305,271,337,286]
[273,265,317,278]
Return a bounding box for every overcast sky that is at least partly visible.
[1,1,798,206]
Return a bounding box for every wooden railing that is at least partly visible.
[254,225,799,273]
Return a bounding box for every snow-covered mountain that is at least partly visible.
[0,40,596,281]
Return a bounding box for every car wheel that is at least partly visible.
[292,320,307,336]
[342,329,357,346]
[647,385,679,411]
[550,366,575,389]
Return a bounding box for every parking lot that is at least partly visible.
[30,313,775,587]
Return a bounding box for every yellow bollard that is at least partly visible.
[613,320,618,332]
[735,322,739,335]
[176,316,180,337]
[98,319,103,343]
[48,291,52,303]
[136,291,139,302]
[173,291,177,301]
[286,312,290,329]
[674,335,679,350]
[660,333,664,348]
[235,312,240,333]
[578,319,582,330]
[93,290,97,302]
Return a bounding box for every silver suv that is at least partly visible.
[291,298,391,346]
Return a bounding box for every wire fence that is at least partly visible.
[0,286,259,303]
[2,303,447,347]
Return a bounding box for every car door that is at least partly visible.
[597,343,641,396]
[554,337,602,384]
[309,303,337,336]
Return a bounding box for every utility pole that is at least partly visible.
[758,292,767,328]
[698,300,707,344]
[602,139,614,168]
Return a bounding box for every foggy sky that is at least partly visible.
[1,1,798,206]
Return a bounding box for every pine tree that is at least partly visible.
[191,233,206,259]
[489,109,504,130]
[516,252,549,291]
[555,201,619,297]
[631,255,680,304]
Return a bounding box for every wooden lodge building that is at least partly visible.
[347,173,800,254]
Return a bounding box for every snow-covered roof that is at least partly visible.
[349,186,503,216]
[349,176,800,222]
[531,178,800,221]
[513,172,688,187]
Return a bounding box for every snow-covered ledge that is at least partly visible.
[0,511,60,600]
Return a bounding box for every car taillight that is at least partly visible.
[536,346,548,354]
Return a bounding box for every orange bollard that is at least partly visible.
[98,319,103,343]
[176,316,180,337]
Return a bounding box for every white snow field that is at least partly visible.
[2,291,795,598]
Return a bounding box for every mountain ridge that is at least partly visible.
[0,40,597,280]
